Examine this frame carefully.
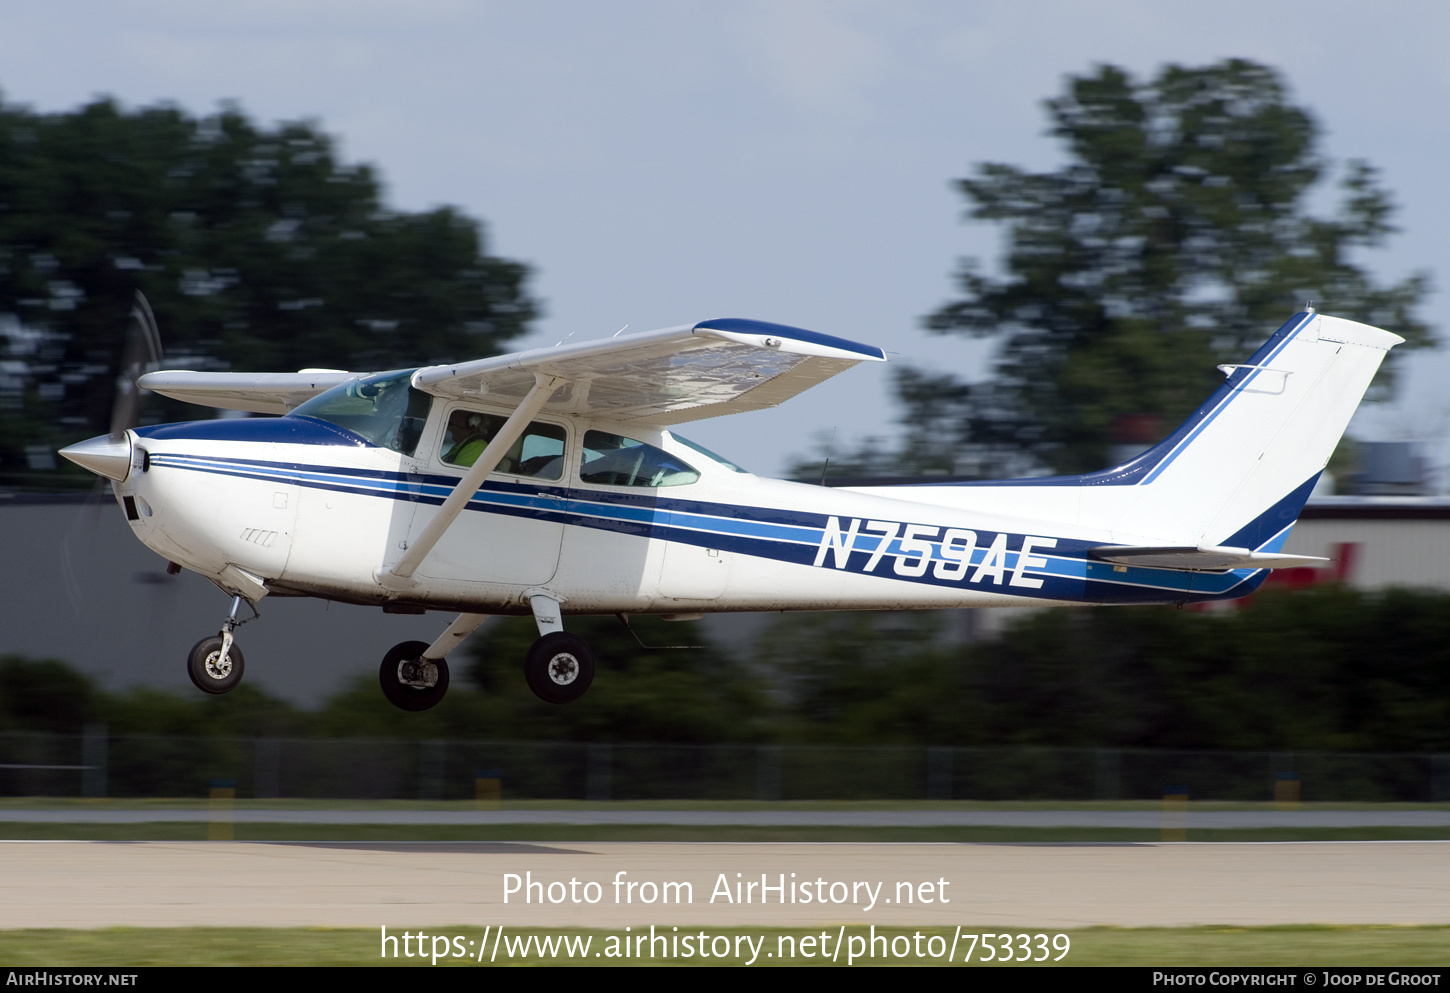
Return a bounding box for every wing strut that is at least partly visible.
[380,373,566,589]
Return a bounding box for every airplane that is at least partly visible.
[59,305,1399,711]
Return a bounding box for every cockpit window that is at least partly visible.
[289,370,431,456]
[439,409,566,480]
[580,431,700,487]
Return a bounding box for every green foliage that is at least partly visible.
[762,587,1450,751]
[752,612,975,744]
[308,615,773,742]
[5,587,1449,753]
[0,93,536,488]
[802,60,1432,480]
[0,654,307,737]
[461,615,773,743]
[0,655,103,733]
[103,684,310,739]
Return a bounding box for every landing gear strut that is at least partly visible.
[187,594,254,694]
[522,591,595,704]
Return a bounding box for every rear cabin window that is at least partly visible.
[579,431,699,487]
[439,409,566,480]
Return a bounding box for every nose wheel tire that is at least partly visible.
[187,636,245,694]
[524,632,595,704]
[379,640,449,711]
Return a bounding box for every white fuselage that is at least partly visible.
[114,402,1258,618]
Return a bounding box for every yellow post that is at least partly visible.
[1274,773,1301,810]
[475,769,501,811]
[1161,787,1188,842]
[208,781,236,841]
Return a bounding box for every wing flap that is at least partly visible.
[1087,545,1329,573]
[138,370,358,415]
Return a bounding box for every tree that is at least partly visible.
[810,60,1432,480]
[0,94,536,489]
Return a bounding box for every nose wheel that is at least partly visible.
[186,594,256,695]
[524,632,595,704]
[187,634,245,694]
[379,640,450,711]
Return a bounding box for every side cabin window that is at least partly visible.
[289,371,431,457]
[439,409,567,481]
[580,430,699,487]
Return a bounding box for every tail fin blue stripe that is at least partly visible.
[1137,312,1314,485]
[925,311,1316,489]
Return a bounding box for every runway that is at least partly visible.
[2,807,1448,827]
[2,840,1445,929]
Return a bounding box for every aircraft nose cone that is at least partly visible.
[58,433,133,481]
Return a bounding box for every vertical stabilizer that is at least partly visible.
[1095,311,1402,546]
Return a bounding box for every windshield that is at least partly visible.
[672,433,748,473]
[289,370,431,456]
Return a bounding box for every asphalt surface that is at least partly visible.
[0,807,1448,827]
[2,840,1445,929]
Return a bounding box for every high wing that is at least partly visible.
[138,318,885,423]
[138,370,358,415]
[409,318,885,424]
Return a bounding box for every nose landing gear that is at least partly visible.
[187,595,256,695]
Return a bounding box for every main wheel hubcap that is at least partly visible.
[547,653,579,685]
[397,659,438,689]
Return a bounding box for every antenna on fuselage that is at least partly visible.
[614,613,703,650]
[819,427,837,486]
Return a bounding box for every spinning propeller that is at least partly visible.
[58,292,164,481]
[58,293,167,612]
[111,292,164,440]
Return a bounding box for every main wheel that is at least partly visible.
[187,636,245,695]
[524,632,595,704]
[379,640,449,711]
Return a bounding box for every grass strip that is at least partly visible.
[3,798,1447,811]
[0,925,1447,967]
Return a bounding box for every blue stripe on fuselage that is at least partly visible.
[146,451,1263,604]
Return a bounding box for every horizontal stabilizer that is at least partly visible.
[1086,545,1329,573]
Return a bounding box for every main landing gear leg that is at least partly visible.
[187,594,256,695]
[523,591,595,705]
[378,613,491,712]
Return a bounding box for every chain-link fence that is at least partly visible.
[2,731,1448,802]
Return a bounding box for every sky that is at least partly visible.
[3,0,1448,481]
